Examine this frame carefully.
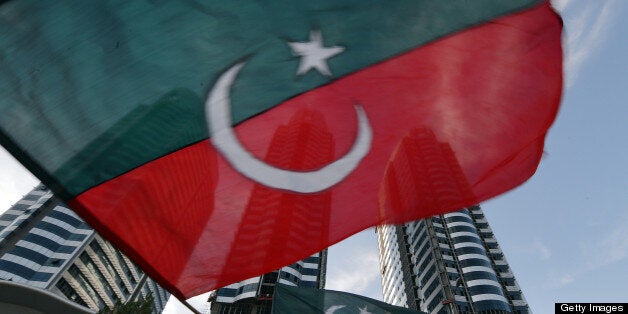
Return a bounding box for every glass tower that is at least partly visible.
[375,128,528,313]
[376,206,529,313]
[0,185,170,313]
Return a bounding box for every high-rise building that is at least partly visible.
[0,185,170,313]
[376,207,530,314]
[210,251,327,314]
[376,128,529,313]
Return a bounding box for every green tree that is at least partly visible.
[98,293,154,314]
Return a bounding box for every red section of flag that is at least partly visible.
[378,128,478,222]
[71,3,562,299]
[69,143,218,298]
[221,109,333,281]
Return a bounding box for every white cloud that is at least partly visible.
[545,209,628,289]
[582,211,628,270]
[531,239,552,260]
[325,247,381,296]
[545,271,576,289]
[552,0,619,87]
[559,274,575,286]
[515,238,551,261]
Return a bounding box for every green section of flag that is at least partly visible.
[0,0,540,196]
[55,89,206,194]
[272,284,424,314]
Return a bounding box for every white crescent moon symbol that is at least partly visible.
[205,61,372,193]
[325,305,346,314]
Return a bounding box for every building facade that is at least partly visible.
[210,251,327,314]
[0,185,170,313]
[376,206,529,314]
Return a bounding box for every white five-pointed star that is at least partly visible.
[358,305,373,314]
[288,30,345,76]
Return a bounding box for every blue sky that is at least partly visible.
[0,1,626,313]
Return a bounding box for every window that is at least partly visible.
[23,234,59,252]
[217,288,237,297]
[456,246,485,256]
[68,233,87,241]
[464,271,498,282]
[89,241,129,295]
[22,194,41,202]
[30,272,53,282]
[68,265,106,309]
[468,284,503,296]
[112,249,137,285]
[36,221,62,236]
[451,236,482,246]
[262,272,278,284]
[0,214,18,221]
[48,210,83,228]
[473,299,511,312]
[458,258,492,269]
[10,246,49,265]
[0,260,35,279]
[449,225,476,233]
[303,256,319,264]
[80,252,119,300]
[56,278,88,307]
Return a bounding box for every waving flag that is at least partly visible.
[0,0,562,300]
[272,284,424,313]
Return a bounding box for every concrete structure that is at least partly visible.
[0,185,170,313]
